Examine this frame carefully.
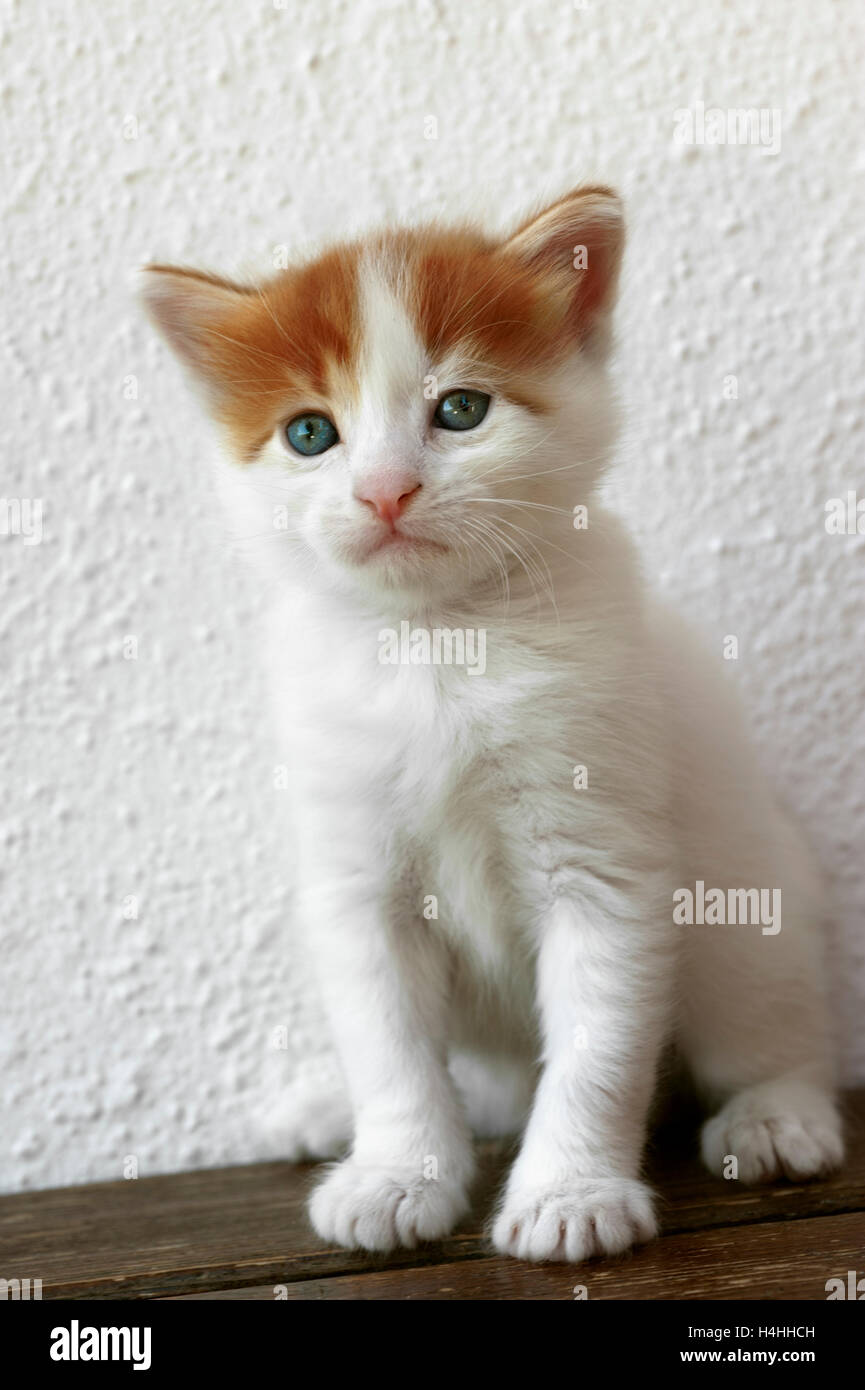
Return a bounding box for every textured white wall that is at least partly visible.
[2,0,863,1192]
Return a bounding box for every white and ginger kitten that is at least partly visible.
[143,187,843,1264]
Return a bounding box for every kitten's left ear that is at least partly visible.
[139,264,254,403]
[503,186,624,347]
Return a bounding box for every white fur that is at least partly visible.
[207,251,842,1264]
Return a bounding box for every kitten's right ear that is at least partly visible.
[503,186,624,349]
[139,265,254,395]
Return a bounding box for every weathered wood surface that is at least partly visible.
[1,1092,862,1300]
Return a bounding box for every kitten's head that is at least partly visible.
[142,187,624,606]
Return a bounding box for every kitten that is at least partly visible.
[142,187,843,1263]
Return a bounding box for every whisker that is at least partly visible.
[484,514,561,628]
[460,516,512,614]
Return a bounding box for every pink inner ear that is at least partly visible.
[568,223,620,333]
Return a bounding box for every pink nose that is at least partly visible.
[355,480,421,526]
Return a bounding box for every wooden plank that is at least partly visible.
[1,1091,862,1300]
[0,1150,501,1301]
[174,1210,865,1301]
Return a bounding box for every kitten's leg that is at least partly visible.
[662,623,844,1184]
[699,1073,844,1183]
[300,872,475,1252]
[680,824,843,1184]
[260,1065,353,1162]
[492,891,673,1263]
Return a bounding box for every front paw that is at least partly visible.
[309,1158,470,1252]
[492,1177,657,1263]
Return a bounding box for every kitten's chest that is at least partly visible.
[275,621,575,975]
[281,628,558,808]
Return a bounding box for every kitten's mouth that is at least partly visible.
[365,529,448,559]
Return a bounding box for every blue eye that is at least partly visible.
[434,389,490,431]
[285,412,339,456]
